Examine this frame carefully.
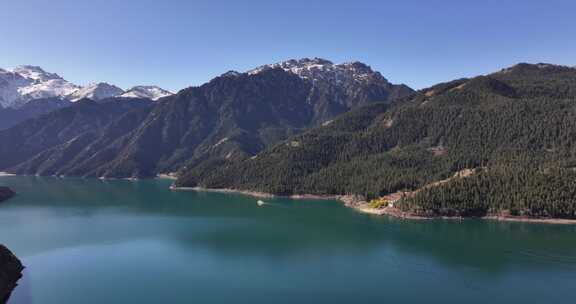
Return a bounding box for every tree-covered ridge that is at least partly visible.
[176,63,576,218]
[399,165,576,218]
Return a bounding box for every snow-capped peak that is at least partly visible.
[0,66,79,108]
[0,65,173,107]
[68,82,125,101]
[248,58,332,76]
[247,57,389,85]
[11,65,62,82]
[120,86,173,101]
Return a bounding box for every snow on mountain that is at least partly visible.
[1,59,393,109]
[67,82,125,101]
[0,66,79,108]
[247,57,391,86]
[0,65,170,108]
[0,68,33,108]
[120,86,173,100]
[10,66,80,102]
[245,58,413,118]
[12,65,62,82]
[18,79,79,103]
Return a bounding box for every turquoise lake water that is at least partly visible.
[0,176,575,304]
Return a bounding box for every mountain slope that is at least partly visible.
[120,86,173,100]
[67,82,125,101]
[0,66,78,108]
[0,98,153,175]
[0,97,72,130]
[0,58,413,178]
[80,60,412,177]
[248,58,413,122]
[175,63,576,219]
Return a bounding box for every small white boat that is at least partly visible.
[257,200,266,206]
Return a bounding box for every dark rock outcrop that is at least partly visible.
[0,245,24,303]
[0,187,14,203]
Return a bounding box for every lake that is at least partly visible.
[0,176,575,304]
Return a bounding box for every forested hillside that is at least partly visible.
[176,63,576,219]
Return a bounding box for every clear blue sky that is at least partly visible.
[1,0,575,92]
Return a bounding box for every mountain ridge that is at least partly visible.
[174,62,576,219]
[0,58,413,178]
[0,65,172,108]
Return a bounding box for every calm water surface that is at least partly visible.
[0,176,575,304]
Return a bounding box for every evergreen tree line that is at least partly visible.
[176,64,576,218]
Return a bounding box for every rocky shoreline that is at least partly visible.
[0,245,24,303]
[172,186,576,224]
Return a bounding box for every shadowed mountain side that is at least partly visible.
[0,97,72,130]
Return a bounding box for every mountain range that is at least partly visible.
[0,65,173,108]
[2,58,575,219]
[0,58,413,178]
[0,65,173,129]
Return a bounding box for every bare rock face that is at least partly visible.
[0,187,14,202]
[0,245,24,303]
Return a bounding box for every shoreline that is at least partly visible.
[156,173,178,180]
[482,215,576,225]
[2,173,574,225]
[172,186,576,225]
[170,186,345,201]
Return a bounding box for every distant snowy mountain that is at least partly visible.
[0,68,30,108]
[120,86,173,100]
[67,83,125,101]
[0,65,171,108]
[12,65,62,82]
[19,78,79,103]
[0,66,78,108]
